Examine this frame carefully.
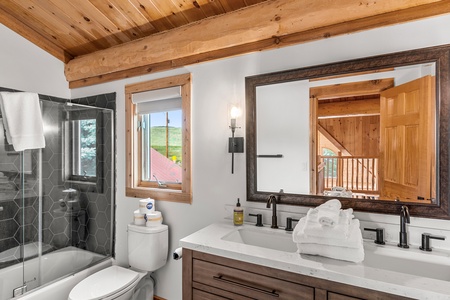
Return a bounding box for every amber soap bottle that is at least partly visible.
[233,198,243,226]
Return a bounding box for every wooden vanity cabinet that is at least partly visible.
[182,249,411,300]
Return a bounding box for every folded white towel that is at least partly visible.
[339,208,354,225]
[297,242,365,263]
[293,218,363,249]
[0,92,45,151]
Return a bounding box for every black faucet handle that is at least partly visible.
[420,233,446,251]
[364,227,385,245]
[285,217,300,232]
[249,213,263,227]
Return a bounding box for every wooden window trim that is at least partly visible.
[125,74,192,204]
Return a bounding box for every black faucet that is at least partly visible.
[420,233,446,251]
[364,227,385,245]
[266,194,278,229]
[285,217,299,232]
[398,205,410,248]
[249,213,263,227]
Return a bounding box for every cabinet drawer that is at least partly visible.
[193,259,314,300]
[328,292,361,300]
[193,289,228,300]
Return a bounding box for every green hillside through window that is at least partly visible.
[150,126,182,164]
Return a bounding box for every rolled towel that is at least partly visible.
[316,199,342,227]
[308,208,354,225]
[301,209,352,239]
[317,199,342,211]
[293,218,363,249]
[318,208,340,227]
[297,243,364,263]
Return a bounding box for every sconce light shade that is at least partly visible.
[229,104,242,130]
[229,103,243,174]
[230,105,242,119]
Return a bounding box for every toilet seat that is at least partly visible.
[68,266,140,300]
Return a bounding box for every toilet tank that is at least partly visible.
[127,223,169,271]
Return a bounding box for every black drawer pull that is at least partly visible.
[213,275,279,297]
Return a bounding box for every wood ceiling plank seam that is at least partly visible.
[223,0,247,11]
[66,0,131,44]
[125,0,167,32]
[216,0,234,12]
[87,0,145,39]
[166,0,195,24]
[0,6,72,62]
[193,0,227,17]
[108,0,157,34]
[169,0,207,22]
[0,1,87,53]
[46,0,124,47]
[148,0,190,28]
[133,0,176,31]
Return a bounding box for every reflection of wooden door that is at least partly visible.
[379,75,433,202]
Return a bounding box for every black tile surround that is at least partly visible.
[0,88,115,268]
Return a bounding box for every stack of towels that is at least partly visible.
[292,199,364,263]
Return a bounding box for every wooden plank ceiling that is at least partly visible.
[0,0,450,87]
[0,0,268,61]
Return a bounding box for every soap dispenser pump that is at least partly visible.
[233,198,243,226]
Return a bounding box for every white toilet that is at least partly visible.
[68,223,168,300]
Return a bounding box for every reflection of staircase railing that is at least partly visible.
[319,155,379,194]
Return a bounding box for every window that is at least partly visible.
[125,74,191,203]
[72,118,96,178]
[322,148,337,179]
[63,107,107,193]
[140,110,182,185]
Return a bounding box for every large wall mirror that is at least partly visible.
[246,45,450,219]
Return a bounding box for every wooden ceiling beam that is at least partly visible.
[65,0,450,87]
[311,79,395,99]
[318,98,381,118]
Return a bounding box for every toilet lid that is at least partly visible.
[69,266,139,300]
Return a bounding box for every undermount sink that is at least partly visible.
[221,225,298,252]
[363,241,450,281]
[221,224,450,281]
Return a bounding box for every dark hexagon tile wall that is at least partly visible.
[0,87,115,267]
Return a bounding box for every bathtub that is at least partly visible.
[0,246,112,300]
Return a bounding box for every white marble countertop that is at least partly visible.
[179,221,450,300]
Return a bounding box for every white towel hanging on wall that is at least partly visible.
[0,92,45,151]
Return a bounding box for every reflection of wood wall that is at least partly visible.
[319,116,380,157]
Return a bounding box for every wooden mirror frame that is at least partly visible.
[246,44,450,219]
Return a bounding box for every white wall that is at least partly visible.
[0,24,69,98]
[257,80,310,194]
[65,14,450,300]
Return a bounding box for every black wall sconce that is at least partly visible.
[229,105,244,174]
